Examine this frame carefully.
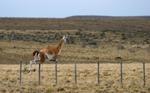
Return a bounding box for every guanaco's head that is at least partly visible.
[62,35,69,43]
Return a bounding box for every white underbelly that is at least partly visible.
[45,53,54,60]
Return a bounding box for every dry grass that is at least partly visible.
[0,40,150,92]
[0,40,149,64]
[0,17,150,93]
[0,64,150,93]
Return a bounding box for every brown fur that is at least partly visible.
[32,37,66,63]
[32,50,39,57]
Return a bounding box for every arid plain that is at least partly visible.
[0,17,150,93]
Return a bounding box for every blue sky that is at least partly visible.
[0,0,150,18]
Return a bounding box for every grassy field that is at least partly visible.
[0,17,150,93]
[0,63,150,93]
[0,40,149,92]
[0,40,150,64]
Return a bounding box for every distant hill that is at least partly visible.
[66,15,150,20]
[0,15,150,31]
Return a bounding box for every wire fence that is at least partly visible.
[19,60,150,87]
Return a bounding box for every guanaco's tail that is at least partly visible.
[32,49,45,64]
[32,50,40,57]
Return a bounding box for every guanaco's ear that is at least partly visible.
[63,35,68,39]
[62,35,66,39]
[62,35,68,43]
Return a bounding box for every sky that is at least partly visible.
[0,0,150,18]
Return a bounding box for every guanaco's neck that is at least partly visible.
[57,38,65,51]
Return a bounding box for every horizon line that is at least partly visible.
[0,15,150,19]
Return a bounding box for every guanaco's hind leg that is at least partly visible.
[30,50,41,72]
[29,60,39,72]
[29,60,34,72]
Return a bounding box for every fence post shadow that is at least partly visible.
[120,60,123,87]
[20,61,22,86]
[97,61,100,84]
[38,63,41,85]
[19,61,23,93]
[143,62,146,87]
[55,61,58,85]
[74,62,77,84]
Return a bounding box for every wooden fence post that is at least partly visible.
[38,63,41,85]
[55,61,58,85]
[74,62,77,84]
[143,62,146,87]
[97,62,100,84]
[20,61,22,86]
[120,61,123,87]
